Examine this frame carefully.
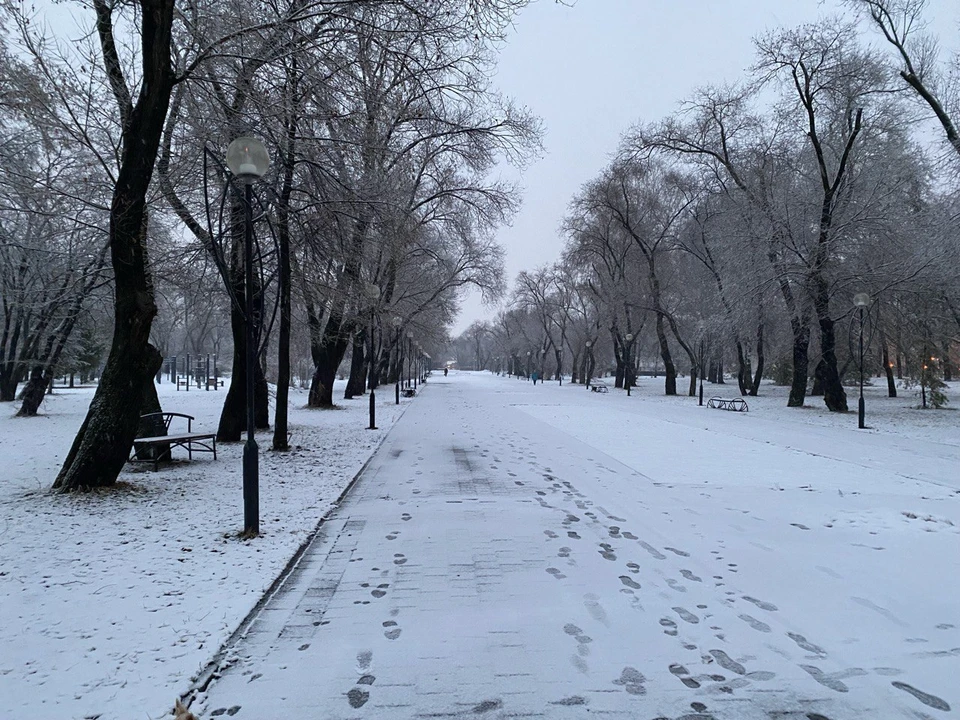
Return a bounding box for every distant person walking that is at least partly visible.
[531,371,539,385]
[444,367,448,377]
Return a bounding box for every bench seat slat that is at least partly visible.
[136,433,215,444]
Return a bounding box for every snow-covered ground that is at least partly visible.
[0,379,408,720]
[195,371,959,719]
[3,371,959,719]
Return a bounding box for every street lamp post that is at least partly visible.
[854,293,870,429]
[585,340,593,390]
[406,332,413,390]
[698,322,705,407]
[624,333,633,396]
[393,317,402,405]
[526,350,531,380]
[226,137,270,537]
[365,282,380,430]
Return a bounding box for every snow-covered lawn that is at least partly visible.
[0,380,408,720]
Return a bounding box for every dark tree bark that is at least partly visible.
[217,293,269,441]
[307,306,350,408]
[272,80,297,451]
[17,367,47,417]
[735,342,748,395]
[811,359,825,397]
[750,321,764,396]
[655,311,677,395]
[612,333,624,388]
[813,278,848,412]
[345,329,367,399]
[787,319,811,407]
[52,0,175,491]
[880,326,897,398]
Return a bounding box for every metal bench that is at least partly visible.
[589,383,609,393]
[707,397,748,412]
[130,412,217,470]
[401,387,416,398]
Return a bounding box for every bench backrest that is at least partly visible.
[139,412,195,435]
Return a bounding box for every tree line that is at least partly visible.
[452,0,960,411]
[0,0,540,491]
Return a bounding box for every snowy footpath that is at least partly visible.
[0,380,407,720]
[193,371,959,720]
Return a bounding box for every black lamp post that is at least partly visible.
[406,332,413,390]
[698,322,705,407]
[226,136,270,537]
[624,333,633,396]
[365,282,380,430]
[854,292,870,429]
[526,350,531,380]
[585,340,593,389]
[393,317,402,405]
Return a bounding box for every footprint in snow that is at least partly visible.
[743,595,778,612]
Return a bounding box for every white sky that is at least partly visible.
[453,0,960,334]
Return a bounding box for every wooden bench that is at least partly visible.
[589,383,609,393]
[401,387,416,398]
[130,412,217,470]
[707,397,748,412]
[205,377,223,389]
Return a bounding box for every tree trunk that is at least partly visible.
[614,358,624,388]
[787,319,810,407]
[750,321,764,396]
[17,367,47,417]
[131,375,168,463]
[816,313,847,412]
[882,339,897,398]
[307,307,350,409]
[272,193,292,451]
[52,0,175,491]
[811,359,825,397]
[217,300,269,441]
[0,368,23,401]
[345,329,366,399]
[735,341,748,395]
[655,313,677,395]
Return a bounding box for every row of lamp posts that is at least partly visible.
[225,136,428,537]
[227,132,876,540]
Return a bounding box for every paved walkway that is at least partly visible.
[195,375,941,720]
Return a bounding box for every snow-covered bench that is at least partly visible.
[589,382,609,393]
[130,412,217,470]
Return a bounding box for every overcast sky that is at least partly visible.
[452,0,960,334]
